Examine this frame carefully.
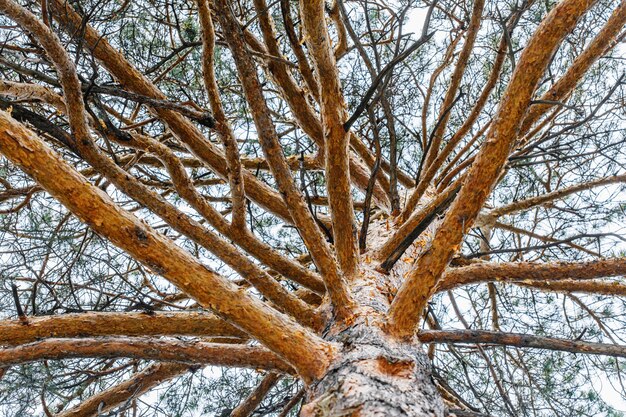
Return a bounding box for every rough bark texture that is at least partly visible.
[302,323,444,417]
[47,0,294,223]
[214,0,355,321]
[1,0,623,414]
[0,337,293,372]
[387,0,597,338]
[0,109,333,381]
[300,0,360,278]
[0,311,244,346]
[56,363,188,417]
[299,218,445,416]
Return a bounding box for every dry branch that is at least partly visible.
[419,329,626,358]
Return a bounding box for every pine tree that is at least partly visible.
[1,0,626,415]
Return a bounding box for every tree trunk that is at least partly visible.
[301,216,445,416]
[301,322,444,416]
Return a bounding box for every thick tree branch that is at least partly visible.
[215,0,355,320]
[517,279,626,297]
[47,0,294,224]
[4,3,323,295]
[0,110,333,381]
[422,0,485,171]
[438,257,626,291]
[247,0,391,209]
[518,0,626,137]
[0,79,66,113]
[386,0,597,338]
[489,173,626,218]
[376,177,463,269]
[230,372,281,417]
[300,0,359,278]
[117,133,321,327]
[2,0,323,321]
[197,0,246,230]
[0,311,245,346]
[0,337,293,372]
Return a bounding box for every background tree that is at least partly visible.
[1,0,626,415]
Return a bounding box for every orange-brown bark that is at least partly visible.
[1,0,623,413]
[118,133,321,327]
[47,0,294,224]
[230,372,280,417]
[0,311,244,346]
[1,0,321,325]
[376,178,463,268]
[197,0,246,230]
[0,110,333,381]
[422,0,485,170]
[519,0,626,137]
[214,0,355,320]
[56,362,189,417]
[489,173,626,218]
[0,337,293,372]
[387,0,597,338]
[300,0,359,278]
[247,0,390,209]
[44,0,322,292]
[438,257,626,291]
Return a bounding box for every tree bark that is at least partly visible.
[56,363,188,417]
[301,217,446,416]
[0,108,333,381]
[301,322,444,417]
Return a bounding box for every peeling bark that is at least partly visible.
[300,219,446,416]
[302,323,444,417]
